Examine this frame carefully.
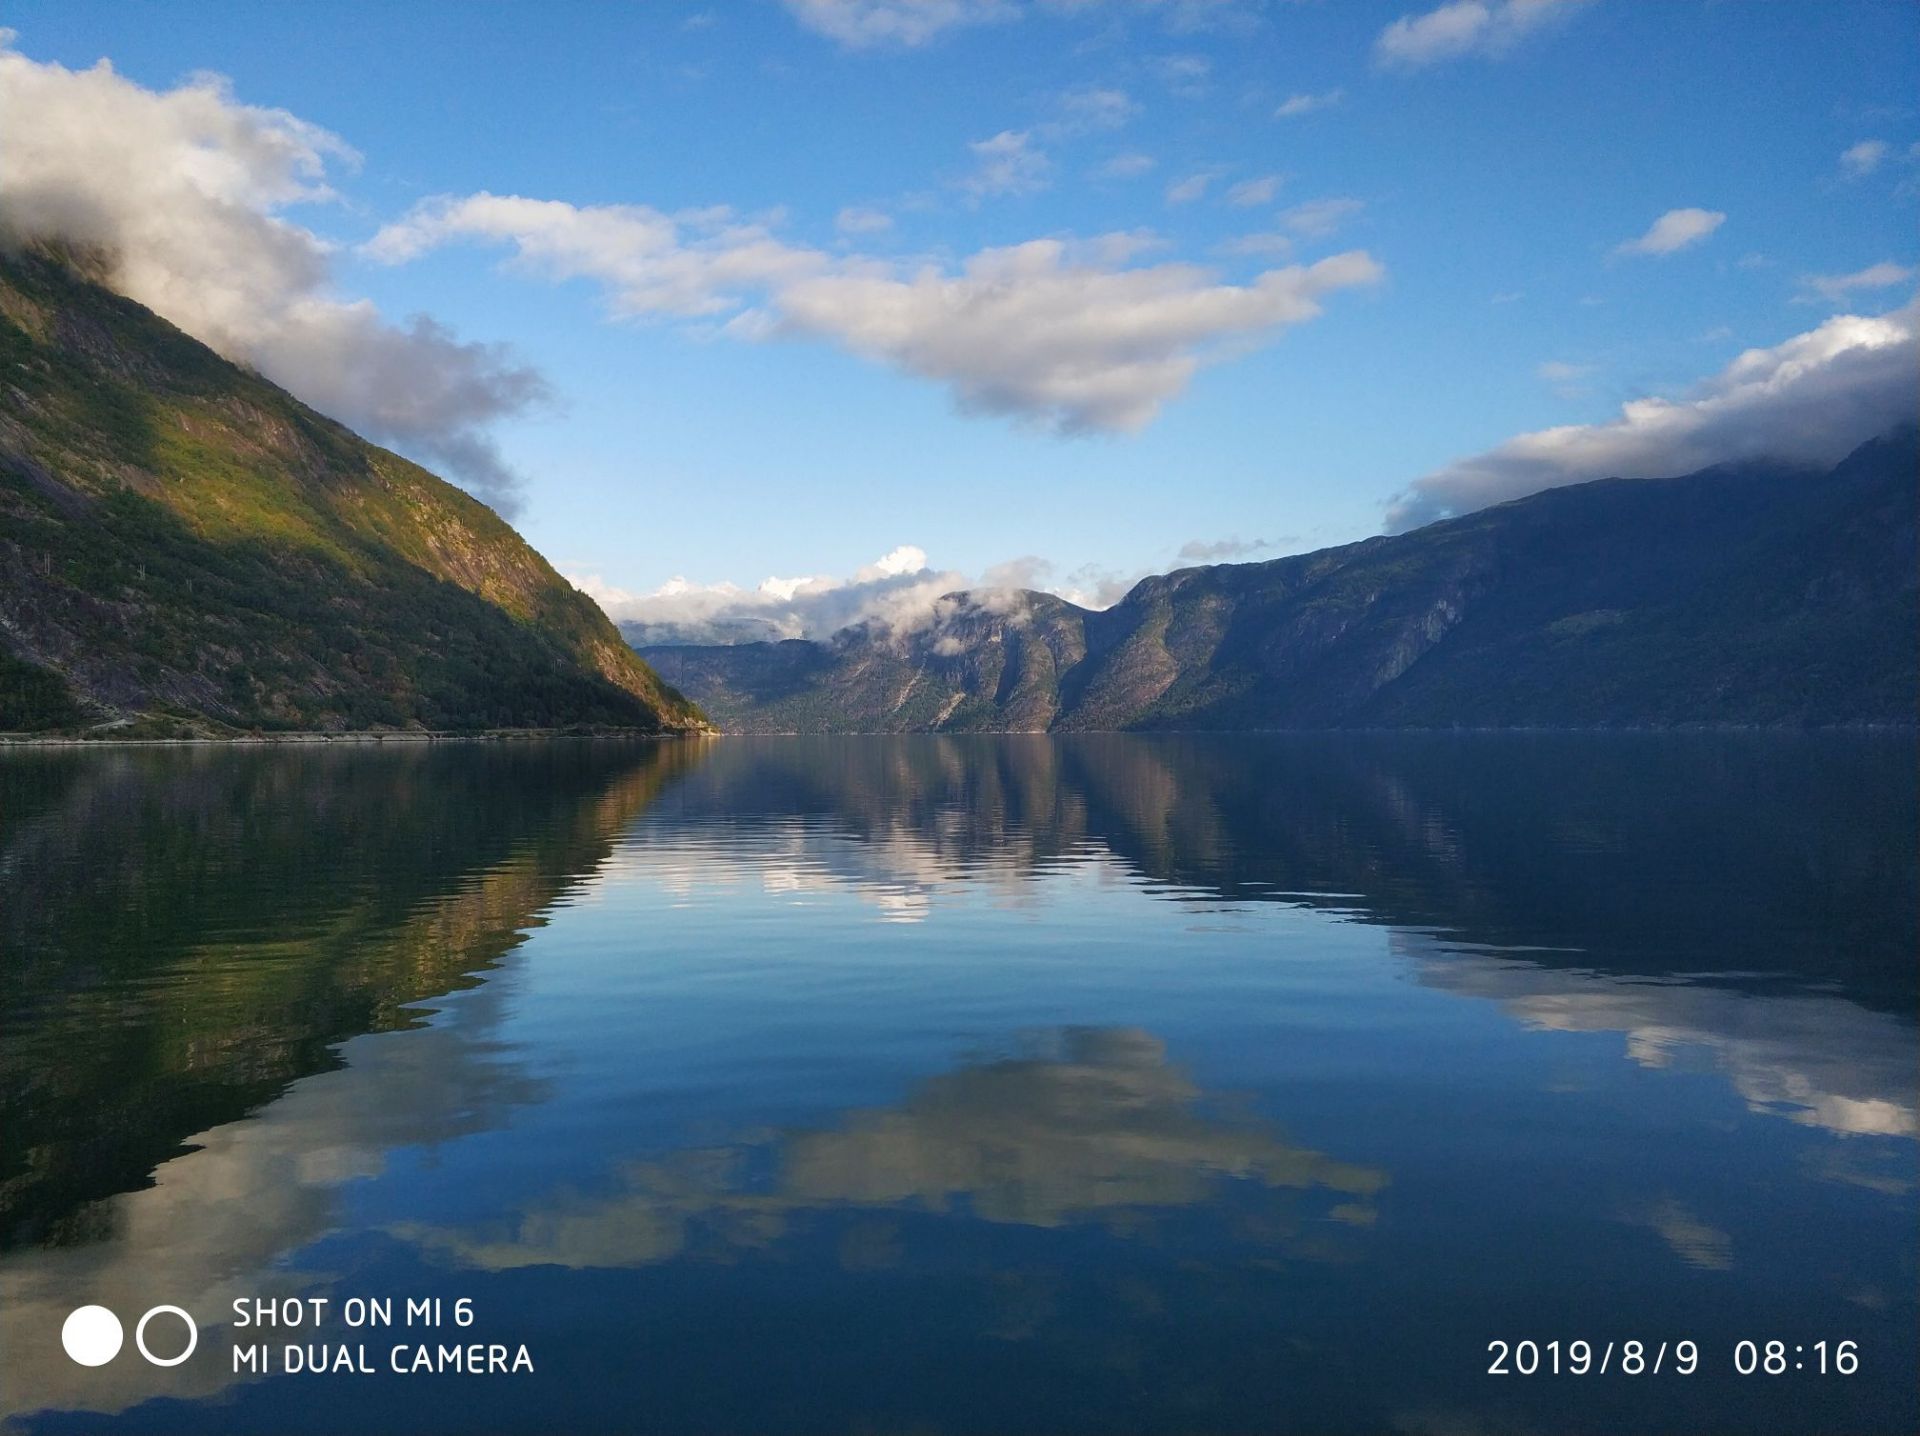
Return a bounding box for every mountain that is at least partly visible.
[640,430,1918,732]
[0,246,704,735]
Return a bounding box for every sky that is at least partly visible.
[1,0,1916,642]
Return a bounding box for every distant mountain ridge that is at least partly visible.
[640,429,1918,732]
[0,246,705,735]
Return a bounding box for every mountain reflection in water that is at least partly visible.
[0,733,1912,1436]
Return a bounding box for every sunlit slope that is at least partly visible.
[0,246,704,734]
[642,428,1918,731]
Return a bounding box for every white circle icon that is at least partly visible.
[135,1306,198,1367]
[61,1306,123,1366]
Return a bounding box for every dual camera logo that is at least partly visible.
[61,1305,197,1368]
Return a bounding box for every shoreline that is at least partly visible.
[3,723,1907,747]
[0,727,716,748]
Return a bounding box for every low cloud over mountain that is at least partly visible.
[1384,298,1920,530]
[0,38,543,513]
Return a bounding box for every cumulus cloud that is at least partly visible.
[1796,260,1915,306]
[581,544,968,645]
[370,194,1383,435]
[1177,535,1284,561]
[1535,360,1589,381]
[1225,174,1285,207]
[1275,88,1344,118]
[583,544,1083,645]
[1154,53,1213,97]
[1375,0,1588,70]
[1383,297,1920,530]
[781,0,1273,49]
[1281,196,1365,238]
[1055,561,1147,609]
[583,540,1160,646]
[1095,151,1157,180]
[1611,207,1725,258]
[1048,85,1138,136]
[0,39,543,512]
[365,193,826,316]
[1216,230,1295,258]
[835,204,894,235]
[774,244,1383,431]
[979,554,1057,589]
[1164,170,1219,205]
[1536,358,1594,396]
[958,129,1051,198]
[781,0,1015,48]
[1839,139,1891,178]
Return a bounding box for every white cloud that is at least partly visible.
[1274,88,1344,118]
[1611,206,1724,258]
[959,129,1051,198]
[1225,174,1284,207]
[1375,0,1588,71]
[1384,298,1920,530]
[781,0,1273,50]
[1280,196,1365,238]
[781,0,1015,48]
[1164,170,1218,205]
[0,40,543,512]
[979,554,1056,589]
[1154,53,1212,96]
[869,542,929,575]
[1074,228,1171,264]
[1216,231,1294,258]
[1049,85,1138,136]
[577,546,962,644]
[1535,360,1591,382]
[1536,358,1594,397]
[773,244,1384,431]
[835,204,894,235]
[1839,139,1891,178]
[1095,151,1156,179]
[590,537,1170,645]
[1055,561,1146,609]
[373,194,1384,435]
[366,193,826,316]
[1796,260,1915,306]
[1177,535,1284,561]
[586,544,1066,644]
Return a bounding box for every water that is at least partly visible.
[1,734,1914,1435]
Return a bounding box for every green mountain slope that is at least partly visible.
[640,429,1918,731]
[0,247,705,735]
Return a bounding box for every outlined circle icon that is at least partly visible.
[61,1306,124,1366]
[135,1305,198,1367]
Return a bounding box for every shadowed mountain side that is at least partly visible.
[640,429,1918,732]
[0,739,703,1249]
[0,247,704,734]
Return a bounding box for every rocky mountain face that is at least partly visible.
[641,429,1917,732]
[0,246,705,735]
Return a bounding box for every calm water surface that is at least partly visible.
[1,734,1914,1434]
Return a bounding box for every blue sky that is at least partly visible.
[3,1,1916,638]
